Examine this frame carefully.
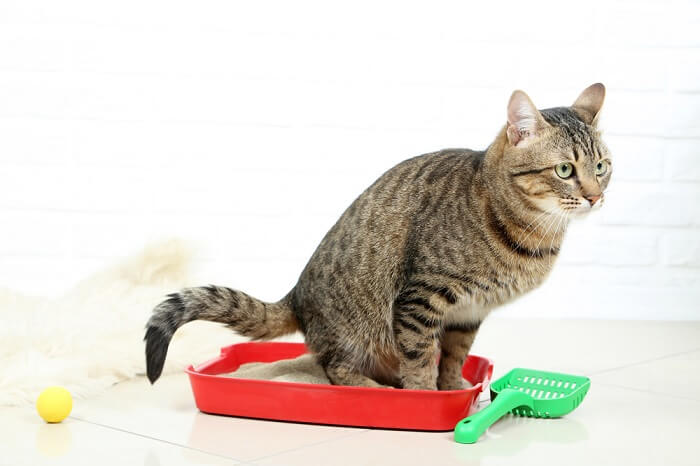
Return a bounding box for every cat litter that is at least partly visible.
[186,341,493,431]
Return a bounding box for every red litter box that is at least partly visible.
[186,342,493,431]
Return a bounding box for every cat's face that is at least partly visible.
[502,83,611,217]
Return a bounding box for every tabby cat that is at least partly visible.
[145,83,611,390]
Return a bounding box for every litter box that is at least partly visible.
[186,342,494,431]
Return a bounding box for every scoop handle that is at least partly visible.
[454,389,533,443]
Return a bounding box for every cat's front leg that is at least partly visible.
[394,303,441,390]
[437,321,481,390]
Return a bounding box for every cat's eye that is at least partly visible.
[555,162,574,179]
[595,160,609,176]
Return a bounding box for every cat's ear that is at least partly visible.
[572,83,605,125]
[506,90,548,147]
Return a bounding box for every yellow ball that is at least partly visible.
[36,386,73,423]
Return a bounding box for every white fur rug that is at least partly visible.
[0,240,238,406]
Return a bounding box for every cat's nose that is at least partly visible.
[585,194,601,206]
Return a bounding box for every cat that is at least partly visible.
[145,83,611,390]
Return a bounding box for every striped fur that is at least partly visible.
[145,286,297,383]
[145,84,612,389]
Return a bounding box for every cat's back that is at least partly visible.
[294,149,483,304]
[322,148,484,246]
[291,148,485,360]
[387,148,484,189]
[358,148,484,210]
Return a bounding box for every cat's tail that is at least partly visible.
[144,285,298,384]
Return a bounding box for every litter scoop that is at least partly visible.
[454,368,590,444]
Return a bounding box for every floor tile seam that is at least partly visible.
[65,344,700,464]
[246,428,371,463]
[587,347,700,376]
[592,381,700,403]
[68,415,244,464]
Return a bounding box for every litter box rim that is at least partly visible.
[186,342,494,431]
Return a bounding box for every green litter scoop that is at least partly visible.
[454,368,591,444]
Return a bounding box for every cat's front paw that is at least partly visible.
[437,376,473,391]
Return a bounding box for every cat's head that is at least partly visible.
[500,83,611,217]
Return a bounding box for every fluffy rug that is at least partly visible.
[0,240,238,406]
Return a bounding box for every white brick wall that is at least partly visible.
[1,0,699,319]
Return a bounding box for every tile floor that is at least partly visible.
[3,318,700,466]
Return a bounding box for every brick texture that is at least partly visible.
[0,0,698,319]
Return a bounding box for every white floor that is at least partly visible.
[4,319,700,466]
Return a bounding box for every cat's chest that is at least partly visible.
[442,267,547,326]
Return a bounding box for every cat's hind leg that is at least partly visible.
[318,350,386,388]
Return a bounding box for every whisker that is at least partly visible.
[548,211,568,269]
[532,211,561,260]
[528,213,560,272]
[520,209,551,235]
[519,208,557,247]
